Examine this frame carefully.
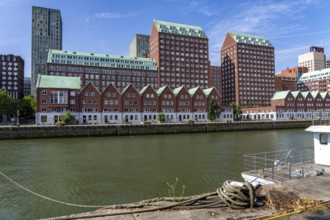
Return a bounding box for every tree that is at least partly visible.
[15,96,36,120]
[60,111,75,125]
[0,90,14,123]
[158,112,165,123]
[208,99,221,121]
[230,102,242,121]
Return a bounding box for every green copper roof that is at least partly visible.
[310,91,319,98]
[47,50,158,70]
[36,75,80,89]
[301,91,310,98]
[291,91,300,98]
[139,85,151,95]
[172,86,185,96]
[154,20,207,38]
[203,88,214,97]
[229,32,273,47]
[320,92,328,99]
[188,87,199,96]
[271,91,290,100]
[157,85,168,95]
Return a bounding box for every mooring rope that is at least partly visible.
[0,170,106,208]
[0,170,257,220]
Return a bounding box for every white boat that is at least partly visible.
[241,125,330,185]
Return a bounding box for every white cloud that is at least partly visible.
[95,12,135,19]
[206,0,313,66]
[185,0,219,16]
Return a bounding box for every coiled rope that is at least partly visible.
[0,170,257,220]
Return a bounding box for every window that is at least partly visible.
[50,91,67,104]
[42,90,47,95]
[320,134,328,145]
[70,91,75,96]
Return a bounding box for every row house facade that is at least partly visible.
[242,90,330,121]
[36,75,232,125]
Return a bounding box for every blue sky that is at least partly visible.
[1,0,330,76]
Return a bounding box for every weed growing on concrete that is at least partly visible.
[166,178,185,199]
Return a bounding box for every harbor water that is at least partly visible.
[0,128,312,219]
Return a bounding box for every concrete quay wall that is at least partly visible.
[0,120,317,140]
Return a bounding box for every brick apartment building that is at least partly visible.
[35,75,230,125]
[149,20,209,90]
[221,32,275,107]
[0,54,25,99]
[47,50,159,92]
[209,65,221,94]
[275,67,308,91]
[297,68,330,92]
[242,90,330,121]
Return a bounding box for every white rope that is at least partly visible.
[0,170,107,208]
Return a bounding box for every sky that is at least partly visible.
[1,0,330,77]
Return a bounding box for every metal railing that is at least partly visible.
[242,147,314,181]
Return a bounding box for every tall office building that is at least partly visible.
[221,32,275,107]
[298,46,326,72]
[31,6,62,96]
[149,20,209,90]
[0,54,25,99]
[129,34,150,58]
[24,77,31,96]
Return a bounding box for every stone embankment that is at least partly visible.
[0,120,318,140]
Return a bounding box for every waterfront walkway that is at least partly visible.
[45,173,330,220]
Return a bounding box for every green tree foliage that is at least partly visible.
[60,111,74,124]
[0,91,36,123]
[208,99,221,121]
[158,112,165,122]
[16,96,36,119]
[230,102,242,121]
[0,90,14,119]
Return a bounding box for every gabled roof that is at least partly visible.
[188,87,200,96]
[311,91,320,98]
[301,91,310,98]
[121,84,139,95]
[320,92,328,99]
[101,82,120,94]
[79,82,100,95]
[271,91,290,100]
[153,20,207,38]
[229,32,273,47]
[157,85,171,95]
[139,85,155,95]
[36,75,80,89]
[172,86,186,96]
[291,91,300,98]
[139,85,150,95]
[203,88,214,97]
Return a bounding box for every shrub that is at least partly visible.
[188,119,195,124]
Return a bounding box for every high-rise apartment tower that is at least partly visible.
[149,20,209,90]
[31,6,62,95]
[221,32,275,107]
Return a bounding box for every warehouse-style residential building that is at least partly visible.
[0,54,25,99]
[221,32,275,107]
[31,6,62,96]
[47,50,159,92]
[35,75,231,125]
[149,20,209,90]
